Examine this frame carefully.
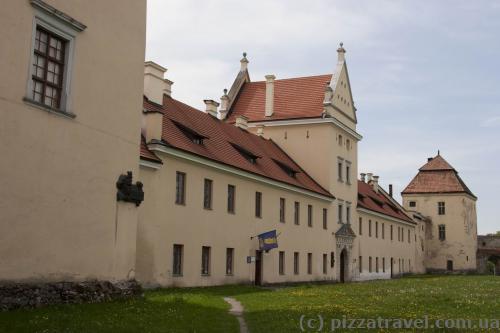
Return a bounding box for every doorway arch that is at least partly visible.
[339,249,347,283]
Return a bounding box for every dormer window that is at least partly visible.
[231,143,259,164]
[173,121,206,145]
[274,159,299,178]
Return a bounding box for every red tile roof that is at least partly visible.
[358,180,414,223]
[402,155,476,198]
[140,135,162,163]
[143,95,333,198]
[226,74,332,122]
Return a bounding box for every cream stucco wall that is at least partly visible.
[402,193,477,271]
[137,153,340,287]
[0,0,146,282]
[355,210,420,280]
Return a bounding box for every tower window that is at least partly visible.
[438,202,446,215]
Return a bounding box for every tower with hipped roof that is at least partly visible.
[402,153,477,272]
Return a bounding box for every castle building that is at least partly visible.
[0,0,479,289]
[402,154,478,272]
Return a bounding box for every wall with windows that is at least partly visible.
[355,210,419,280]
[402,193,477,272]
[0,0,146,282]
[136,154,336,287]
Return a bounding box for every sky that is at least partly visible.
[146,0,500,234]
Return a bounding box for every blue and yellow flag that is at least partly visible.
[258,230,278,251]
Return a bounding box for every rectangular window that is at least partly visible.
[330,252,335,268]
[173,244,183,276]
[346,162,351,184]
[398,227,401,242]
[307,205,313,227]
[279,251,285,275]
[439,224,446,241]
[226,248,234,275]
[294,201,300,225]
[346,205,351,224]
[280,198,286,223]
[337,160,343,181]
[408,229,411,243]
[382,223,385,239]
[31,27,66,109]
[175,172,186,205]
[376,257,379,273]
[307,253,312,275]
[227,185,235,213]
[382,257,386,273]
[375,221,379,238]
[438,202,446,215]
[369,256,372,273]
[359,218,362,235]
[359,256,362,273]
[323,254,327,274]
[409,201,416,207]
[323,208,328,229]
[255,192,262,218]
[369,220,372,237]
[338,204,343,224]
[203,179,213,209]
[201,246,211,275]
[390,225,393,241]
[294,252,299,275]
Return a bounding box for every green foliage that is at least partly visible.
[1,277,500,332]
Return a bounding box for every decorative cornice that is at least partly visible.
[30,0,87,32]
[247,117,363,141]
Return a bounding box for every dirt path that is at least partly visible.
[223,297,249,333]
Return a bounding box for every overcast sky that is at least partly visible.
[146,0,500,234]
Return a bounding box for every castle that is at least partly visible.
[0,0,479,288]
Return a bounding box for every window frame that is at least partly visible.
[359,217,362,235]
[438,224,446,241]
[227,184,236,214]
[226,248,234,276]
[438,202,446,215]
[323,253,327,274]
[294,201,300,225]
[201,246,211,276]
[255,191,262,218]
[175,172,186,205]
[307,253,312,275]
[279,251,285,275]
[279,198,286,223]
[203,178,213,210]
[26,8,82,116]
[307,204,313,227]
[322,208,328,230]
[293,252,299,275]
[172,244,183,276]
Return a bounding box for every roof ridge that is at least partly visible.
[248,73,333,84]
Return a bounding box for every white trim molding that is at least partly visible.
[25,1,85,115]
[247,117,363,141]
[139,159,162,170]
[357,208,416,227]
[149,144,335,202]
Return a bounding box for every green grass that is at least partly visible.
[1,276,499,332]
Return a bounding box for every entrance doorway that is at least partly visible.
[255,250,263,285]
[447,260,454,271]
[339,249,347,283]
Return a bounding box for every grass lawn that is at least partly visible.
[0,276,499,332]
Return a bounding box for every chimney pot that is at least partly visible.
[360,173,366,182]
[367,173,373,182]
[389,184,393,197]
[144,61,172,104]
[372,175,379,193]
[219,89,230,120]
[265,75,275,117]
[203,99,219,118]
[427,157,433,162]
[235,115,249,130]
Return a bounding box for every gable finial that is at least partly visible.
[337,42,346,61]
[438,149,440,156]
[240,52,249,71]
[223,88,228,95]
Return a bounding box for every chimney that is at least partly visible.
[389,184,393,197]
[144,61,172,104]
[235,115,249,130]
[265,75,275,117]
[367,173,373,183]
[240,52,249,72]
[372,175,379,193]
[324,84,333,104]
[219,89,229,120]
[204,99,219,118]
[337,42,346,62]
[427,157,433,162]
[143,61,168,142]
[360,173,366,183]
[256,125,264,137]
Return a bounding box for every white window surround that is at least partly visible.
[25,0,86,117]
[345,160,352,185]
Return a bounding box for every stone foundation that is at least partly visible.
[0,280,142,311]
